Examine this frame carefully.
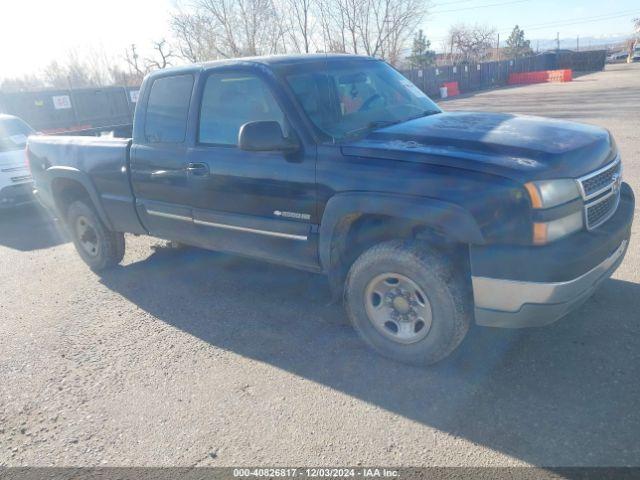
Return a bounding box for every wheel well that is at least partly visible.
[327,214,470,297]
[51,178,92,220]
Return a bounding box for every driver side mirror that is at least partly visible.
[238,121,299,153]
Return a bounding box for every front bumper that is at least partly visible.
[471,183,634,328]
[0,182,34,208]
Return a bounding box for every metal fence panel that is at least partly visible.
[0,87,134,132]
[400,51,605,97]
[0,90,78,131]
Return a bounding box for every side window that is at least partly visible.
[145,74,194,144]
[199,73,286,146]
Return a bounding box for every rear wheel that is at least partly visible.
[345,240,471,366]
[67,200,125,271]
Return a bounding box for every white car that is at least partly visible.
[0,114,34,208]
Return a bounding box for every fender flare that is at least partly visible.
[47,166,114,230]
[318,192,484,272]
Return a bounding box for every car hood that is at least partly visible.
[0,149,27,169]
[340,112,616,182]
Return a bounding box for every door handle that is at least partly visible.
[186,162,209,176]
[151,169,183,179]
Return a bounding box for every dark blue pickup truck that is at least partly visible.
[27,54,634,365]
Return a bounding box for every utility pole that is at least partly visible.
[496,33,500,61]
[556,32,560,53]
[131,44,139,74]
[577,35,579,52]
[127,44,141,77]
[536,40,539,54]
[450,37,454,64]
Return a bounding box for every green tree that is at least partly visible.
[504,25,533,58]
[407,30,436,68]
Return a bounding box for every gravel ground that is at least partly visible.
[1,63,639,467]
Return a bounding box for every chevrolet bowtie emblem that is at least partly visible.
[611,172,622,193]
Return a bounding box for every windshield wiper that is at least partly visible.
[407,110,441,121]
[342,121,394,139]
[368,120,398,129]
[370,110,441,129]
[342,110,441,140]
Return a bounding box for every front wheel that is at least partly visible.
[67,200,125,271]
[345,240,471,366]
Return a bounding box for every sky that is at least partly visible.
[424,0,639,51]
[0,0,638,80]
[0,0,175,79]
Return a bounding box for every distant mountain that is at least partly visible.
[531,34,633,52]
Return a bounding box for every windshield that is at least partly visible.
[0,117,34,152]
[285,60,441,141]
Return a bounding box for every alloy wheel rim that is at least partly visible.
[364,273,433,344]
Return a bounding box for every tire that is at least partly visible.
[66,200,125,271]
[345,240,471,366]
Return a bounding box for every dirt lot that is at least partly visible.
[1,63,639,467]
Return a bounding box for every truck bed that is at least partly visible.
[27,134,145,235]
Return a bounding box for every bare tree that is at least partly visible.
[315,0,347,52]
[313,0,426,62]
[83,46,119,86]
[168,0,427,65]
[108,65,143,87]
[171,9,220,62]
[2,44,159,91]
[125,44,147,79]
[0,75,46,93]
[280,0,315,53]
[42,51,109,89]
[145,39,176,70]
[170,0,285,58]
[340,0,364,54]
[373,0,425,62]
[447,23,496,62]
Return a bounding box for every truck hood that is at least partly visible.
[341,112,615,182]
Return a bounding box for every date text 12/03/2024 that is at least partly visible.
[233,468,399,477]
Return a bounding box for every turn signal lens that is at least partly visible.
[524,182,543,209]
[524,179,581,209]
[532,223,548,245]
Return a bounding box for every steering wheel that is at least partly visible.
[359,94,385,112]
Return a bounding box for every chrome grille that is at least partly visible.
[580,161,621,199]
[586,192,619,229]
[578,157,621,230]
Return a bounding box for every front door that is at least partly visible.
[186,70,318,269]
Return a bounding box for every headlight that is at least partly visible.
[525,179,584,245]
[524,179,581,209]
[532,210,584,245]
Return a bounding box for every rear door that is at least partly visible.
[185,69,319,269]
[130,73,200,243]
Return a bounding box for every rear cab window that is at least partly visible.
[144,74,194,144]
